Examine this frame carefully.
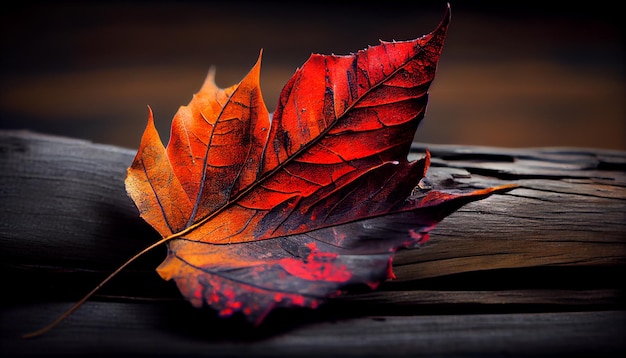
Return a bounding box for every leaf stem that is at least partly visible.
[21,235,173,339]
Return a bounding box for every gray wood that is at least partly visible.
[1,130,624,356]
[2,301,624,357]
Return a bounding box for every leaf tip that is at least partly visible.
[444,2,452,22]
[145,105,155,124]
[200,66,218,92]
[428,2,451,40]
[422,149,432,177]
[139,105,159,140]
[252,48,263,74]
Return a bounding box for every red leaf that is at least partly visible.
[124,5,513,324]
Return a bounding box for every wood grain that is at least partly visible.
[1,130,624,356]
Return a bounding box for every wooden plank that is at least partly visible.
[394,143,626,279]
[1,130,624,293]
[1,130,624,356]
[2,301,624,357]
[2,131,624,281]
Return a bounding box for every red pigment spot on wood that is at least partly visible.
[277,242,351,282]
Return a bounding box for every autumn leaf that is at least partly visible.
[22,5,515,338]
[123,4,514,323]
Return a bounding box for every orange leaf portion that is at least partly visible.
[125,110,193,236]
[164,54,271,225]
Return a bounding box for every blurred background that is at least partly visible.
[1,0,623,151]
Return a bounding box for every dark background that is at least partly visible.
[1,1,623,151]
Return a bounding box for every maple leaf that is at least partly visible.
[22,5,515,338]
[122,4,513,324]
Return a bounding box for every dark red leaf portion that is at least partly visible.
[163,158,513,323]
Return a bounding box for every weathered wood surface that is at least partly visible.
[1,130,624,357]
